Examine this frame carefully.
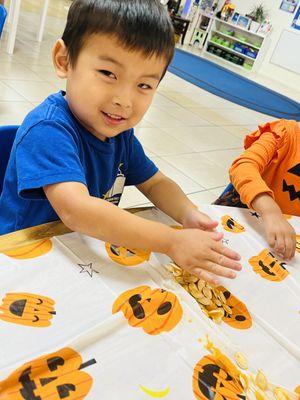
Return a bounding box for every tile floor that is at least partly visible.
[0,1,298,210]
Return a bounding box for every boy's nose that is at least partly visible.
[112,92,132,110]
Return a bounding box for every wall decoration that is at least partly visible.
[292,5,300,29]
[280,0,299,13]
[236,15,251,30]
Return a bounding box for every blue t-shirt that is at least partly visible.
[0,91,158,235]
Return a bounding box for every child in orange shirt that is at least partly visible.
[215,119,299,260]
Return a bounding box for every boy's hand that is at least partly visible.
[167,229,242,284]
[182,208,219,231]
[252,193,296,260]
[263,214,296,260]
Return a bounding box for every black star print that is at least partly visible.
[250,211,260,219]
[78,263,99,277]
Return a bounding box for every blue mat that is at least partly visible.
[168,49,300,121]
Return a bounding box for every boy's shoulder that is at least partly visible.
[244,119,298,150]
[19,91,76,135]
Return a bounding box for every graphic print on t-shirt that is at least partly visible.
[282,163,300,202]
[103,163,126,205]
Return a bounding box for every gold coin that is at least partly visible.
[197,280,206,292]
[198,296,212,306]
[202,287,213,299]
[273,387,289,400]
[175,276,184,284]
[234,352,248,370]
[239,374,249,391]
[215,299,222,307]
[218,291,227,304]
[208,309,225,319]
[186,275,199,283]
[223,304,233,315]
[255,370,268,391]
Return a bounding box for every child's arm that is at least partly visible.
[44,181,241,284]
[230,131,296,259]
[137,171,218,231]
[252,193,296,259]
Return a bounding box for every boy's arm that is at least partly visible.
[229,131,277,207]
[137,171,218,231]
[252,194,296,260]
[230,132,296,259]
[44,181,241,284]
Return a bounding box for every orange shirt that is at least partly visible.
[229,119,300,216]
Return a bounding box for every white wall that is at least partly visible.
[224,0,300,90]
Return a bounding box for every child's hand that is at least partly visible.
[182,208,218,231]
[263,214,296,260]
[167,229,242,284]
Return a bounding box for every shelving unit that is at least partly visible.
[203,18,270,73]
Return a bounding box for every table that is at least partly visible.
[0,205,299,399]
[171,14,191,45]
[5,0,49,54]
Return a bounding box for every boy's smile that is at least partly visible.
[53,34,168,141]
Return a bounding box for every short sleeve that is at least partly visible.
[125,132,158,186]
[16,120,87,199]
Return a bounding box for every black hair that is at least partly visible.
[62,0,175,68]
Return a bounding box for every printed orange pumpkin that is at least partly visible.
[282,163,300,202]
[249,249,289,282]
[221,215,245,233]
[0,347,95,399]
[193,354,246,400]
[217,286,252,330]
[0,292,56,327]
[4,239,53,259]
[112,285,183,335]
[105,243,151,266]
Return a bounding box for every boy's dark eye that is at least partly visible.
[99,70,116,79]
[139,83,152,90]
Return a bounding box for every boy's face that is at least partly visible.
[55,35,168,141]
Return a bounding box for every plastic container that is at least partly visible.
[233,43,245,54]
[245,48,258,59]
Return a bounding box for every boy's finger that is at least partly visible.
[209,251,242,271]
[285,235,295,260]
[267,231,276,248]
[211,243,241,261]
[275,233,285,256]
[203,261,237,279]
[208,231,223,241]
[200,219,218,228]
[190,267,220,285]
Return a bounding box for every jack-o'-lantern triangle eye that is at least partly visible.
[287,163,300,176]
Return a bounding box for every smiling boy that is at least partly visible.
[0,0,241,283]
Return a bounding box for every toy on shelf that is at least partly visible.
[220,0,235,21]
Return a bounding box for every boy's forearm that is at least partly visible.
[65,195,176,254]
[251,193,282,218]
[140,177,197,224]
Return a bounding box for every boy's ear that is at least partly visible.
[52,39,70,78]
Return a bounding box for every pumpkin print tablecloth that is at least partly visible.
[0,205,299,400]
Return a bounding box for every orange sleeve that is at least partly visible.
[229,131,278,208]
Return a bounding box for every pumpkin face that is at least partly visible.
[4,239,53,259]
[105,243,151,266]
[112,285,183,335]
[282,163,300,202]
[0,293,56,327]
[217,287,252,330]
[0,347,95,399]
[193,355,246,400]
[249,249,289,282]
[221,215,245,233]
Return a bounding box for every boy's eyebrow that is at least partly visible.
[97,56,161,80]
